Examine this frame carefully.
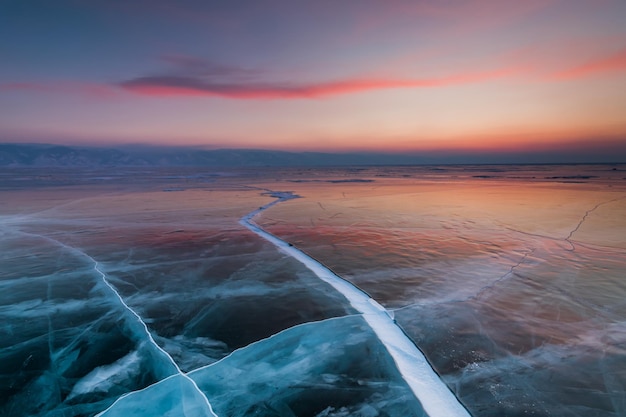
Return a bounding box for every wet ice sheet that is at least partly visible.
[257,165,626,416]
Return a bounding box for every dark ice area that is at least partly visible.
[98,316,426,417]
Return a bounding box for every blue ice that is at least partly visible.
[97,316,428,417]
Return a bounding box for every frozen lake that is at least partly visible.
[1,165,625,416]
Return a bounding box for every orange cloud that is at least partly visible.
[120,67,520,99]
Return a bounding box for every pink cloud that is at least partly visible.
[552,48,626,80]
[1,64,523,101]
[120,67,520,100]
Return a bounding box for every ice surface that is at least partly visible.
[3,198,226,416]
[242,192,470,417]
[97,316,427,417]
[68,351,142,400]
[0,234,161,416]
[1,170,390,416]
[95,233,356,369]
[256,164,626,416]
[96,374,215,417]
[3,165,625,416]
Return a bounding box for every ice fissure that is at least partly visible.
[240,191,471,417]
[565,197,625,250]
[92,261,217,417]
[392,248,536,312]
[188,315,357,375]
[14,231,218,417]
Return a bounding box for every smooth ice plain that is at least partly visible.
[1,165,625,417]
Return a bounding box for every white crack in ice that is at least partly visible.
[14,231,217,417]
[240,190,471,417]
[93,261,217,417]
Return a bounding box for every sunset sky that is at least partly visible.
[1,0,626,160]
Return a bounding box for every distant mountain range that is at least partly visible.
[1,143,624,166]
[0,143,429,167]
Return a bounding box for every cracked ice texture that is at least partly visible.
[0,169,403,417]
[257,164,626,416]
[0,235,164,416]
[100,316,427,417]
[2,165,626,417]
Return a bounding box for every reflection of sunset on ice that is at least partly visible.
[1,165,625,416]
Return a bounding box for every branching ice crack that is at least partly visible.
[565,197,625,251]
[90,315,363,412]
[498,197,625,252]
[188,315,357,375]
[93,262,216,417]
[391,249,535,313]
[15,230,217,417]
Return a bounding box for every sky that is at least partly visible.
[1,0,626,161]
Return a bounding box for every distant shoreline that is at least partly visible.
[1,143,625,167]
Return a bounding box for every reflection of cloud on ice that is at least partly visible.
[68,351,142,399]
